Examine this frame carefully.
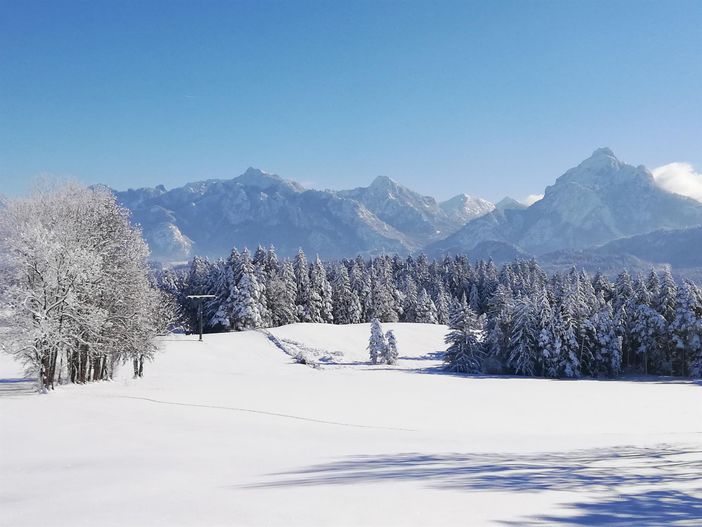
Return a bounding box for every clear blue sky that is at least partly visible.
[1,0,700,202]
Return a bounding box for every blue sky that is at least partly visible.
[1,0,700,202]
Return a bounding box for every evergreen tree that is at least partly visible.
[508,296,539,376]
[231,250,264,330]
[368,318,387,365]
[401,275,419,322]
[267,260,298,327]
[416,288,438,324]
[434,282,450,325]
[310,256,334,323]
[384,330,399,365]
[293,249,311,321]
[444,297,483,373]
[672,281,702,376]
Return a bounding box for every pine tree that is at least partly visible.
[416,288,438,324]
[332,264,361,324]
[468,283,481,312]
[444,298,483,373]
[591,299,622,376]
[434,282,450,325]
[368,318,387,365]
[508,296,539,376]
[384,330,399,365]
[401,275,419,322]
[231,250,264,331]
[671,281,702,376]
[293,249,311,321]
[267,260,298,327]
[310,256,334,323]
[369,258,399,322]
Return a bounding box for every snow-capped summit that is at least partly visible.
[495,197,527,211]
[234,167,305,192]
[338,178,493,245]
[439,193,495,224]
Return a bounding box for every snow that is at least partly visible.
[2,323,702,526]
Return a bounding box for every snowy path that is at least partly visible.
[2,324,702,526]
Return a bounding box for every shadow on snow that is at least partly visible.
[250,444,702,525]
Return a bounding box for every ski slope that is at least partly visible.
[2,323,702,526]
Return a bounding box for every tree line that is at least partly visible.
[157,245,702,378]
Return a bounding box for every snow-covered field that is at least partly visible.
[2,322,702,526]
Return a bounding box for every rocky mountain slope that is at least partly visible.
[115,169,493,260]
[428,148,702,256]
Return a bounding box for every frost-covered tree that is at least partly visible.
[508,296,539,376]
[383,330,399,365]
[401,275,419,322]
[416,288,438,324]
[231,250,265,331]
[267,260,298,327]
[671,281,702,376]
[368,257,399,322]
[332,264,361,324]
[444,297,483,373]
[590,299,622,376]
[0,182,168,389]
[310,256,334,323]
[434,282,450,325]
[368,318,387,365]
[293,248,311,322]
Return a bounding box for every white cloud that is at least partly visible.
[652,162,702,202]
[521,194,544,206]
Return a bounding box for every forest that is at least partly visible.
[158,245,702,379]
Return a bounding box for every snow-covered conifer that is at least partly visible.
[383,330,399,365]
[416,288,438,324]
[444,297,483,373]
[368,318,387,365]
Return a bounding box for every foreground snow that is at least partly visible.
[2,323,702,526]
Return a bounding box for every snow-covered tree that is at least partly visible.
[231,250,265,331]
[0,182,168,389]
[332,264,361,324]
[310,256,334,323]
[267,260,298,327]
[444,297,483,373]
[293,248,311,322]
[383,330,399,365]
[368,318,387,365]
[416,288,438,324]
[508,296,539,376]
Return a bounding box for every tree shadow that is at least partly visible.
[0,377,36,397]
[510,488,702,525]
[250,444,702,525]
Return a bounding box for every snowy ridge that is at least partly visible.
[114,171,494,260]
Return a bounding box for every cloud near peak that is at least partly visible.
[652,162,702,203]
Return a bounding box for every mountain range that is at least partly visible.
[114,148,702,277]
[114,169,493,261]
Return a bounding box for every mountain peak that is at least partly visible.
[495,197,526,211]
[591,147,616,159]
[369,175,397,189]
[234,167,304,191]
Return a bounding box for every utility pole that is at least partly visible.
[186,295,216,341]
